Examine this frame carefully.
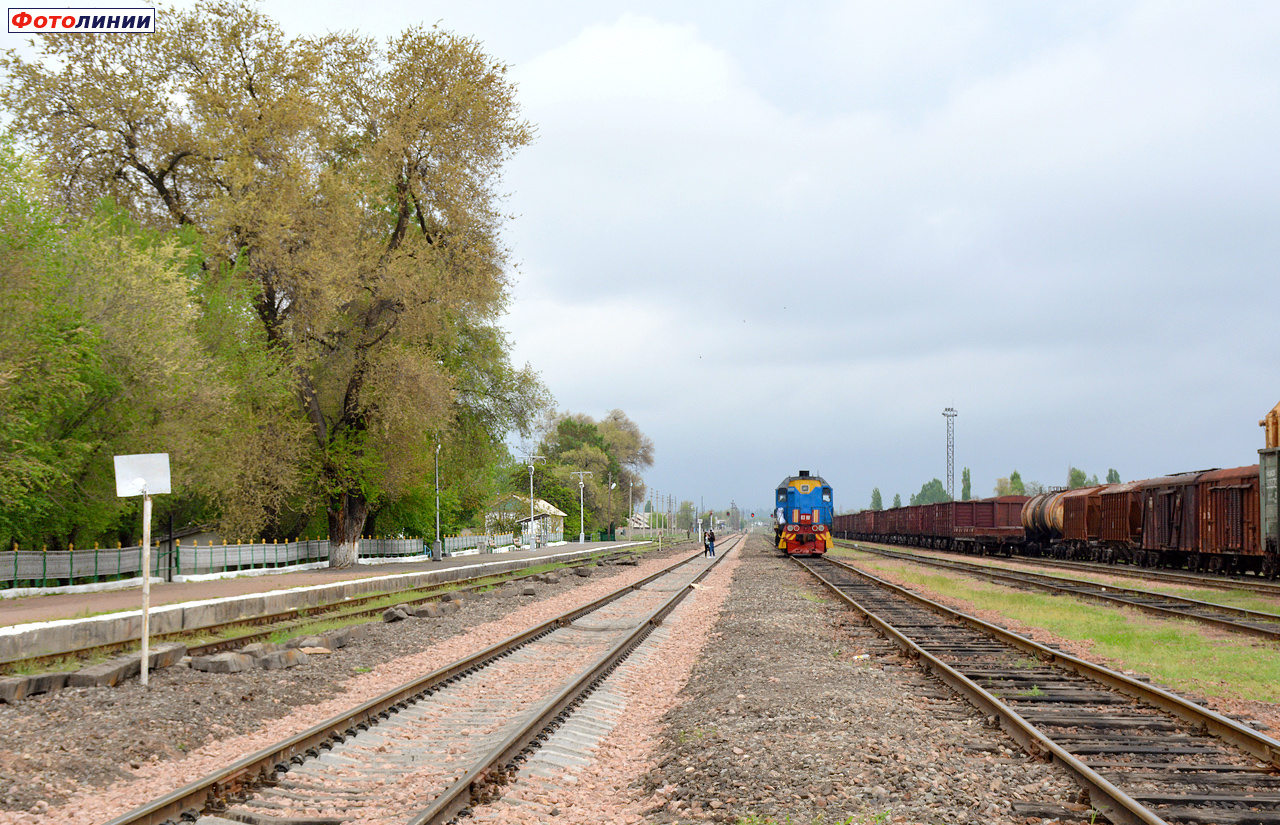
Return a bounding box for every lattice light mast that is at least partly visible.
[943,407,957,499]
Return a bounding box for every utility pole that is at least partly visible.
[943,407,957,500]
[571,470,593,543]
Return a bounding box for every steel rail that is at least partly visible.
[796,556,1165,825]
[2,548,645,674]
[821,555,1280,767]
[849,543,1280,640]
[844,538,1280,597]
[99,543,717,825]
[796,555,1280,825]
[406,534,740,825]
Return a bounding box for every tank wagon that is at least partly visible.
[773,471,833,556]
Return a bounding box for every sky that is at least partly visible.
[6,1,1279,517]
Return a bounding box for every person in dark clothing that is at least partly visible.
[705,529,715,557]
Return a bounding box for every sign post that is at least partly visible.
[113,453,170,687]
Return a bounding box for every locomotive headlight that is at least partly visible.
[814,525,825,532]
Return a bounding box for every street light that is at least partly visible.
[434,442,442,560]
[571,470,593,542]
[520,454,545,548]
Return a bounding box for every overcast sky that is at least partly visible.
[7,1,1278,516]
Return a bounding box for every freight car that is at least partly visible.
[832,496,1028,557]
[1021,465,1265,574]
[836,464,1277,577]
[773,471,833,556]
[834,402,1280,576]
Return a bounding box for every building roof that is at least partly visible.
[493,494,567,519]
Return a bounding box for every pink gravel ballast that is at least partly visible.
[5,550,704,825]
[469,542,743,824]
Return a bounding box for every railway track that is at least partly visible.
[1,548,643,675]
[845,539,1280,599]
[102,537,738,825]
[795,554,1280,825]
[847,543,1280,641]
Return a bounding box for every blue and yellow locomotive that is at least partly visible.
[773,471,834,555]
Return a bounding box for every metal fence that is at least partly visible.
[0,532,525,588]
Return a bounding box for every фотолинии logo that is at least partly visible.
[8,7,155,33]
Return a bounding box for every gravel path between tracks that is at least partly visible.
[0,543,697,824]
[625,535,1084,825]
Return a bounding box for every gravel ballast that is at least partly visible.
[634,535,1085,824]
[0,546,695,823]
[0,537,1122,824]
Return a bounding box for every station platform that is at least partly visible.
[0,540,659,661]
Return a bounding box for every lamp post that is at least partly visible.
[520,454,545,548]
[434,442,441,559]
[609,481,617,540]
[571,470,592,542]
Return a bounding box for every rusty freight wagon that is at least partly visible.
[1098,481,1145,563]
[951,496,1029,556]
[1194,466,1261,574]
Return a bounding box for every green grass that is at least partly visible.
[1034,571,1280,616]
[857,557,1280,704]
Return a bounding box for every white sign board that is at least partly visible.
[113,453,171,497]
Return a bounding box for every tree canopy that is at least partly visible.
[514,410,652,538]
[870,487,883,511]
[909,478,951,506]
[0,141,292,549]
[1068,467,1100,489]
[1,3,547,564]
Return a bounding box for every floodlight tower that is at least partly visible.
[943,407,958,499]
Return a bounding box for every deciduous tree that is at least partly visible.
[910,478,951,506]
[2,3,542,565]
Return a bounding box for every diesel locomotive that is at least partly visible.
[774,471,833,556]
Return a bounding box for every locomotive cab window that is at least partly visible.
[822,490,831,502]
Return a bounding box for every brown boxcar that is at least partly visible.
[1059,485,1109,558]
[1139,471,1210,566]
[1098,481,1145,562]
[1195,466,1261,572]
